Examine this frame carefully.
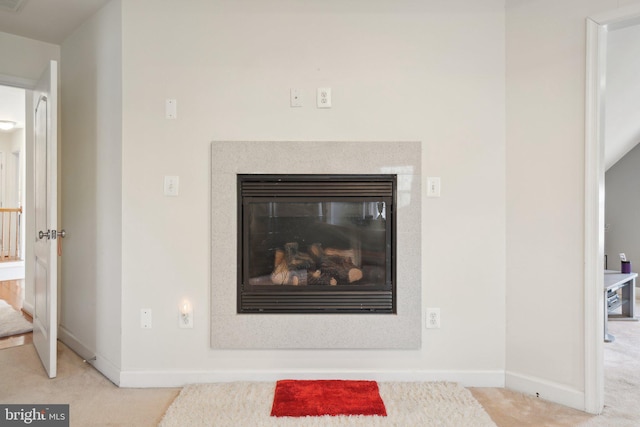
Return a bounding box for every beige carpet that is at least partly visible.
[0,343,179,426]
[583,310,640,426]
[160,381,496,427]
[0,299,32,338]
[472,301,640,427]
[2,305,640,426]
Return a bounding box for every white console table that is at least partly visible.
[604,270,638,343]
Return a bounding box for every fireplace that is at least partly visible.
[211,141,421,349]
[237,174,396,314]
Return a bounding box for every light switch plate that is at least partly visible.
[426,177,441,197]
[290,88,303,107]
[164,176,179,196]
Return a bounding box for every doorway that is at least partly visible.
[585,5,640,414]
[0,84,28,347]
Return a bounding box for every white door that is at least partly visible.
[32,60,58,378]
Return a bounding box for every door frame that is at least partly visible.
[584,4,640,414]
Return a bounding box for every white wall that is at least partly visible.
[0,131,23,261]
[0,134,10,206]
[117,0,506,385]
[11,127,26,261]
[60,0,122,382]
[505,0,640,409]
[0,131,22,208]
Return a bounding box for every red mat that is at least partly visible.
[270,379,387,417]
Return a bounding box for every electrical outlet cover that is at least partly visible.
[179,309,194,328]
[426,307,441,329]
[317,87,332,108]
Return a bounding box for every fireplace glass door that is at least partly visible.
[237,175,396,314]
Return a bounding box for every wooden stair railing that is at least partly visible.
[0,207,22,261]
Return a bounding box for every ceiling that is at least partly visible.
[605,23,640,170]
[0,0,109,130]
[0,0,110,44]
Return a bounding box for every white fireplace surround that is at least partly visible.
[210,141,421,349]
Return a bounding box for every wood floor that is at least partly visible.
[0,279,33,350]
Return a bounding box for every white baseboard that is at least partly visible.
[22,300,33,317]
[58,325,120,386]
[58,325,95,362]
[91,354,121,386]
[505,371,585,412]
[119,369,505,389]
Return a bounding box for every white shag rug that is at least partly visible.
[160,381,497,427]
[0,299,32,338]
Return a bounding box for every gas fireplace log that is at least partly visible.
[270,249,289,285]
[309,243,325,263]
[308,269,338,286]
[324,248,359,265]
[320,254,363,285]
[272,242,363,286]
[270,248,309,285]
[284,242,315,270]
[320,245,363,284]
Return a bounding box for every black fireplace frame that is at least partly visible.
[237,174,397,314]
